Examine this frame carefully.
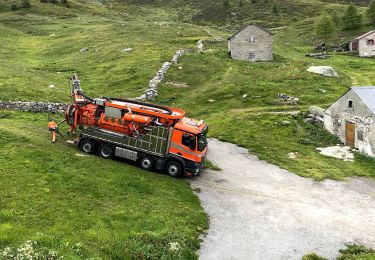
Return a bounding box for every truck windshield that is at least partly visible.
[198,135,207,152]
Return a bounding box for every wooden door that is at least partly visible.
[345,122,355,148]
[351,41,359,52]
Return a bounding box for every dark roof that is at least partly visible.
[228,23,272,40]
[353,30,375,41]
[351,86,375,114]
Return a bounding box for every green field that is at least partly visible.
[0,111,207,259]
[1,0,375,257]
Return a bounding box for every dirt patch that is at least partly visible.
[190,138,375,260]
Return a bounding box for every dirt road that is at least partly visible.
[190,138,375,260]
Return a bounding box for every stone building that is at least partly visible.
[349,30,375,57]
[228,24,273,62]
[324,86,375,156]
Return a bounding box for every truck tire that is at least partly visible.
[98,144,114,159]
[166,161,183,178]
[80,139,95,154]
[139,154,155,171]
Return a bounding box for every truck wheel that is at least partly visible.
[98,144,114,159]
[166,161,183,178]
[139,155,155,171]
[80,139,95,154]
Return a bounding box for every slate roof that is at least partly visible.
[228,23,272,40]
[352,86,375,114]
[353,30,375,41]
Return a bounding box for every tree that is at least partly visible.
[239,0,244,7]
[367,0,375,24]
[40,0,48,3]
[272,4,278,14]
[331,11,341,28]
[251,0,257,3]
[342,4,362,30]
[315,13,335,43]
[223,0,229,9]
[21,0,31,8]
[10,4,17,10]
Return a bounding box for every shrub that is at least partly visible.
[10,3,17,10]
[20,0,31,8]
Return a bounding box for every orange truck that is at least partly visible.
[65,75,208,177]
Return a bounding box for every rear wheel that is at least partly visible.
[166,161,183,178]
[80,139,95,154]
[139,155,155,171]
[98,144,114,159]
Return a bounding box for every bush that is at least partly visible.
[20,0,31,8]
[10,3,17,10]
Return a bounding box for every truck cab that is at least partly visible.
[167,117,208,177]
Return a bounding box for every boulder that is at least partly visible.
[307,66,338,77]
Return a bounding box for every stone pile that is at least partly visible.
[316,146,354,162]
[136,49,190,101]
[277,93,299,105]
[0,101,67,113]
[305,106,325,125]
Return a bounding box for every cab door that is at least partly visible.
[169,129,198,162]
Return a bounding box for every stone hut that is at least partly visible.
[228,24,273,62]
[349,30,375,57]
[324,86,375,156]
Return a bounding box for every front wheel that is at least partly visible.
[80,139,95,154]
[98,144,114,159]
[166,161,183,178]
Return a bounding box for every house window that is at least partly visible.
[348,100,353,109]
[248,36,256,42]
[367,39,374,46]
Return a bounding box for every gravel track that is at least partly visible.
[190,138,375,260]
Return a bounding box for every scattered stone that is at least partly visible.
[178,66,182,70]
[165,82,189,88]
[66,140,74,144]
[197,39,204,53]
[242,94,248,99]
[307,66,338,78]
[48,84,55,89]
[277,93,299,105]
[80,47,89,53]
[318,88,327,94]
[122,48,133,52]
[208,99,216,103]
[305,106,325,125]
[287,152,299,159]
[49,34,56,37]
[305,53,329,59]
[316,145,354,162]
[281,120,292,126]
[75,153,86,157]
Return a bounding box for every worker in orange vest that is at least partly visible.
[48,119,58,143]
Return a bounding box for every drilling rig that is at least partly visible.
[65,75,208,177]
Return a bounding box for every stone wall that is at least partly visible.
[0,101,67,113]
[136,49,191,101]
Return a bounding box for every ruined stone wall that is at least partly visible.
[324,90,375,156]
[0,101,67,113]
